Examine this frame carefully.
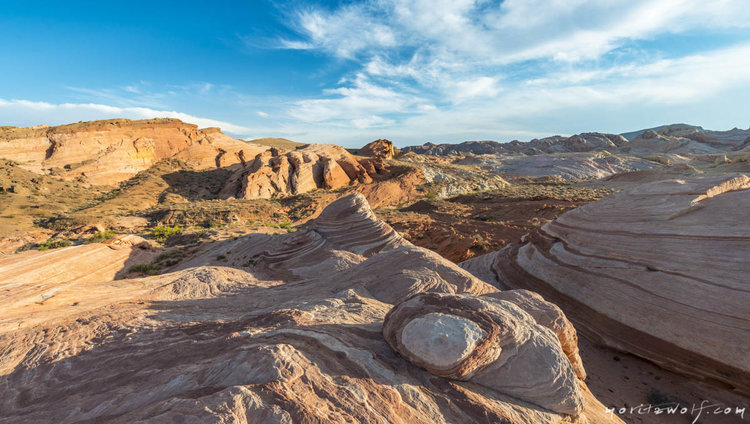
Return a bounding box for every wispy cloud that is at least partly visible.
[0,98,253,135]
[271,0,750,142]
[3,1,749,147]
[288,73,430,128]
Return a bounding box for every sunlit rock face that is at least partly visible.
[219,144,378,200]
[0,119,266,185]
[461,175,750,396]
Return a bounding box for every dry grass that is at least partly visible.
[247,137,305,150]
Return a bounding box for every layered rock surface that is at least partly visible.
[460,175,750,395]
[0,119,266,185]
[452,152,658,181]
[0,194,620,423]
[383,292,584,415]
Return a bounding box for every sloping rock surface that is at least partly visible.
[453,152,658,180]
[0,194,620,423]
[0,119,266,185]
[460,175,750,395]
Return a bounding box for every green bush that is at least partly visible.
[150,225,184,242]
[15,243,36,253]
[128,263,161,275]
[85,230,116,244]
[37,239,73,251]
[156,249,186,266]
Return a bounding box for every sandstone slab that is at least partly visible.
[461,175,750,395]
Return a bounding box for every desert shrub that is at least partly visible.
[37,239,73,251]
[85,230,115,244]
[150,225,184,242]
[156,249,186,266]
[15,243,36,253]
[128,263,161,275]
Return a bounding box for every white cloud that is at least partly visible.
[452,77,502,102]
[282,0,750,64]
[0,98,253,136]
[271,0,750,144]
[281,4,397,58]
[5,1,750,148]
[288,73,429,128]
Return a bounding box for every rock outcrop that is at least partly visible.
[0,194,621,423]
[0,119,267,185]
[383,292,584,415]
[359,139,396,159]
[219,144,378,200]
[460,175,750,395]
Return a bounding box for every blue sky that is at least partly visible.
[1,0,749,147]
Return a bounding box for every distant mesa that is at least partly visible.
[619,123,705,141]
[402,124,750,157]
[0,118,267,186]
[401,133,628,156]
[247,137,305,150]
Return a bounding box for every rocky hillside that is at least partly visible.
[403,124,750,157]
[402,132,628,156]
[0,119,267,186]
[0,194,621,423]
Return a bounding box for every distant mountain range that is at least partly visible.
[401,124,750,156]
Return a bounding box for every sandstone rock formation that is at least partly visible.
[482,289,586,380]
[219,144,378,200]
[359,139,397,159]
[0,194,621,423]
[383,292,584,415]
[460,175,750,395]
[0,119,267,185]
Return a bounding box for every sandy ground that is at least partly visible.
[580,338,748,424]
